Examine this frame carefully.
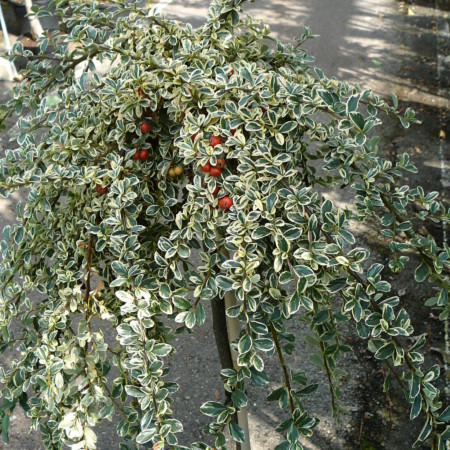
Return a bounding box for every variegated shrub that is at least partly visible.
[0,0,448,449]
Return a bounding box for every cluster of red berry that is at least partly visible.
[132,148,149,161]
[200,136,233,210]
[95,119,152,196]
[131,123,152,160]
[96,99,235,213]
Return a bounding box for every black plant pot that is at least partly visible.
[1,0,27,35]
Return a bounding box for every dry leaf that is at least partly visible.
[91,279,105,293]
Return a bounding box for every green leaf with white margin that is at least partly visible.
[412,416,432,447]
[238,334,252,354]
[293,265,317,286]
[216,275,234,291]
[116,290,134,302]
[279,121,297,134]
[414,262,428,282]
[228,421,245,443]
[231,389,248,409]
[152,343,172,357]
[136,430,156,444]
[200,402,228,417]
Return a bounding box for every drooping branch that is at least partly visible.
[279,179,442,443]
[84,233,94,319]
[270,324,295,413]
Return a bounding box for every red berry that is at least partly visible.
[137,87,145,97]
[132,150,140,160]
[140,149,149,160]
[96,184,107,195]
[191,132,198,141]
[261,107,267,114]
[209,135,221,147]
[201,162,212,173]
[210,166,222,177]
[141,122,152,134]
[216,158,226,169]
[213,186,220,196]
[218,196,233,209]
[230,128,236,135]
[229,69,234,75]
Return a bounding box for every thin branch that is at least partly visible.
[84,233,94,319]
[279,179,439,432]
[270,323,295,413]
[319,339,336,414]
[103,383,128,421]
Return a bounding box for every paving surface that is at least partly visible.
[0,0,448,449]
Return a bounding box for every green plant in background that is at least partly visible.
[0,0,448,448]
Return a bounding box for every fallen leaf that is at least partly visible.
[439,129,446,139]
[414,146,422,153]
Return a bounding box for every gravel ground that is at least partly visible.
[0,0,448,449]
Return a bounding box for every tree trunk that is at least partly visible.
[211,296,234,370]
[223,290,251,450]
[211,296,242,450]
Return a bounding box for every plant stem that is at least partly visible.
[84,233,94,319]
[224,288,251,450]
[270,324,295,412]
[319,339,337,416]
[211,296,241,450]
[215,238,251,450]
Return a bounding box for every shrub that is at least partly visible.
[0,0,448,448]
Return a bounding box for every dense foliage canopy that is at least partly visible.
[0,0,448,448]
